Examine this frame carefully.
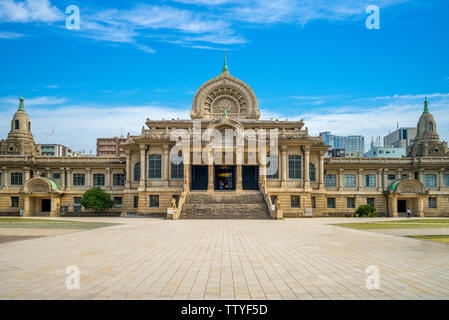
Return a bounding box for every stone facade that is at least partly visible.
[1,64,449,218]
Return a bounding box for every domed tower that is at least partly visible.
[0,95,41,155]
[408,97,448,157]
[190,52,260,120]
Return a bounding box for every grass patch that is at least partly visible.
[407,235,449,244]
[0,218,118,229]
[333,219,449,230]
[392,219,449,224]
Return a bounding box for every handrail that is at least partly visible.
[167,190,187,220]
[260,178,283,219]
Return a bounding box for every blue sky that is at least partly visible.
[0,0,448,153]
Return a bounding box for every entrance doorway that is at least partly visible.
[242,165,259,190]
[398,200,407,213]
[215,165,236,191]
[191,166,208,190]
[41,199,51,212]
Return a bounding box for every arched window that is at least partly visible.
[428,122,433,132]
[171,151,184,179]
[134,162,141,182]
[28,122,31,131]
[14,120,19,130]
[310,163,316,182]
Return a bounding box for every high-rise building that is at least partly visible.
[320,131,365,154]
[96,136,127,157]
[40,144,73,157]
[384,127,417,149]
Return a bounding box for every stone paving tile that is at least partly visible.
[0,217,448,300]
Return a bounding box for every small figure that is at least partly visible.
[407,208,411,219]
[219,179,224,191]
[171,197,177,208]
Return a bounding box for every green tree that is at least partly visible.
[355,205,378,217]
[81,187,113,214]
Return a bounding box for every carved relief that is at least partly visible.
[396,180,425,194]
[27,180,50,193]
[203,86,247,115]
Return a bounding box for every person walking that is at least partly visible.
[407,208,411,219]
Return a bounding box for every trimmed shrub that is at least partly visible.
[81,187,113,214]
[355,205,377,217]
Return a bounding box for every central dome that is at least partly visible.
[190,54,259,120]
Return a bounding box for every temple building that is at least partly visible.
[1,59,449,218]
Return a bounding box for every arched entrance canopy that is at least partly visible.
[387,179,427,218]
[23,177,62,194]
[387,178,426,195]
[22,177,62,217]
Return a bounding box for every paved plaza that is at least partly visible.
[0,217,448,300]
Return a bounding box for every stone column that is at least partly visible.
[163,144,170,186]
[61,168,66,190]
[418,168,424,184]
[23,196,31,217]
[319,151,325,190]
[377,169,383,192]
[390,196,398,218]
[139,144,146,189]
[383,169,388,189]
[208,164,214,192]
[259,151,267,190]
[281,145,287,185]
[86,168,91,188]
[125,151,131,188]
[47,167,51,179]
[358,168,364,191]
[66,169,72,190]
[338,168,344,191]
[183,151,190,192]
[105,168,111,190]
[418,196,425,217]
[303,146,310,190]
[1,167,7,189]
[236,165,242,191]
[24,167,30,183]
[439,168,445,191]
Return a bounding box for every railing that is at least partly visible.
[261,178,283,220]
[167,190,187,220]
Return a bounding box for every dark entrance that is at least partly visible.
[191,165,208,190]
[398,200,407,213]
[242,165,259,190]
[215,165,236,191]
[41,199,51,212]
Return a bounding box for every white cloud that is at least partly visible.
[136,44,156,54]
[0,102,190,152]
[225,0,409,25]
[45,84,59,89]
[261,94,449,151]
[0,0,409,52]
[0,0,63,23]
[0,95,68,106]
[355,93,449,102]
[0,31,25,39]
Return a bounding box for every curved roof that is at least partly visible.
[387,178,425,194]
[388,180,402,192]
[41,177,61,191]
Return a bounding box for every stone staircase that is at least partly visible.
[181,191,270,219]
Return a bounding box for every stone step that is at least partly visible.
[181,191,269,219]
[185,192,264,204]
